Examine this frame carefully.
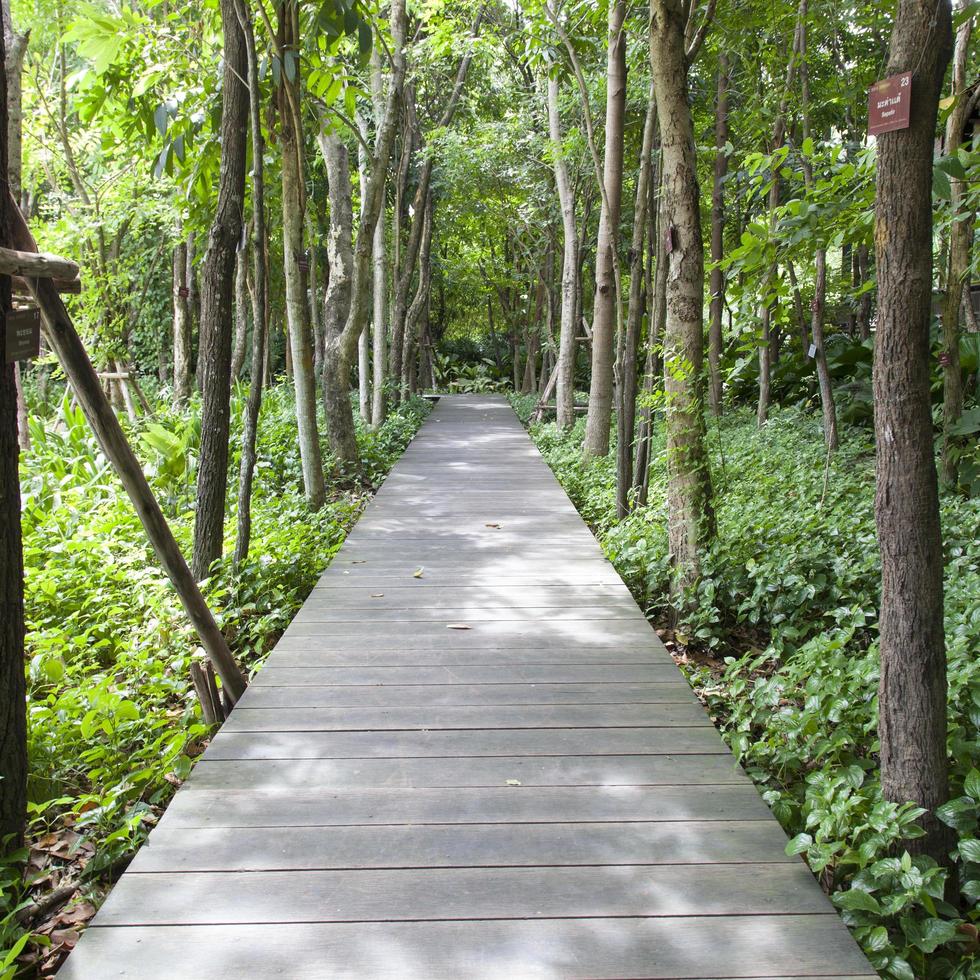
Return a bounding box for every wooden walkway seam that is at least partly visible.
[59,394,875,980]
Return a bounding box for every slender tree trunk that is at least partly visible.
[759,0,806,426]
[708,54,729,416]
[356,117,372,423]
[0,23,26,849]
[799,5,838,451]
[649,0,715,596]
[234,0,268,565]
[230,245,249,381]
[856,244,872,340]
[279,0,325,508]
[873,0,952,864]
[186,230,200,366]
[401,192,433,398]
[192,0,248,580]
[309,220,324,378]
[940,3,973,486]
[173,238,192,404]
[583,0,627,457]
[370,48,388,427]
[615,85,657,518]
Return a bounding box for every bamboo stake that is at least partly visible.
[8,195,247,703]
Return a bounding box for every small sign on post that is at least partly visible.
[4,308,41,363]
[297,251,310,274]
[868,72,912,136]
[177,286,189,299]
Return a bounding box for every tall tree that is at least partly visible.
[649,0,715,595]
[582,0,626,457]
[369,48,388,428]
[172,235,192,405]
[0,22,26,851]
[279,0,326,508]
[873,0,953,862]
[545,72,579,431]
[940,1,974,486]
[192,0,249,580]
[707,54,729,417]
[320,0,407,467]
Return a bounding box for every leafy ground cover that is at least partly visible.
[1,386,430,977]
[512,393,980,980]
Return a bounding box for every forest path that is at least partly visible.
[59,395,873,979]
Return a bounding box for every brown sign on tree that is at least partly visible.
[4,308,40,362]
[869,72,912,136]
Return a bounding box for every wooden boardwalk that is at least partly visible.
[61,395,874,979]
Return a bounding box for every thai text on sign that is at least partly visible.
[868,72,911,136]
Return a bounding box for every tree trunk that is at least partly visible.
[230,244,249,381]
[308,220,324,378]
[319,129,358,467]
[279,0,325,508]
[799,5,838,452]
[583,0,627,457]
[856,244,872,340]
[708,54,729,417]
[192,0,248,580]
[0,24,26,849]
[940,3,973,486]
[546,72,578,430]
[172,238,192,405]
[615,84,657,518]
[370,48,388,427]
[234,0,269,565]
[401,192,433,398]
[649,0,715,596]
[873,0,952,864]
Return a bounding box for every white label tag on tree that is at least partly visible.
[808,343,817,358]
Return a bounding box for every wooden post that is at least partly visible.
[8,197,247,703]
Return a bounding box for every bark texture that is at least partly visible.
[583,0,626,457]
[873,0,952,863]
[172,239,192,405]
[192,0,247,579]
[650,0,715,595]
[708,55,729,416]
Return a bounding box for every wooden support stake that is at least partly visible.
[0,245,79,280]
[190,661,218,726]
[533,362,560,422]
[8,196,247,703]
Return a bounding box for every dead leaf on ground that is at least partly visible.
[351,560,367,565]
[371,593,384,598]
[446,623,472,630]
[413,567,424,578]
[505,779,521,786]
[485,523,501,529]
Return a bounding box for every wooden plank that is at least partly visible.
[184,754,752,790]
[250,664,694,684]
[160,784,773,828]
[128,820,794,872]
[220,702,711,733]
[291,605,644,623]
[235,681,697,708]
[55,916,879,980]
[91,864,832,926]
[202,726,728,760]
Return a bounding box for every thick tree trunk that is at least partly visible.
[0,25,26,849]
[173,239,192,404]
[649,0,715,596]
[615,85,657,518]
[873,0,952,864]
[583,0,626,457]
[708,55,729,417]
[319,129,357,465]
[279,0,325,508]
[401,193,433,398]
[940,4,973,486]
[234,0,268,565]
[192,0,248,580]
[230,245,249,381]
[543,73,579,431]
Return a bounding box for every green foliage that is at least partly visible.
[517,398,980,976]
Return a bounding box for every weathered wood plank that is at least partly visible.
[202,726,728,759]
[184,754,751,790]
[251,663,683,682]
[128,820,794,872]
[220,702,711,733]
[236,681,696,708]
[160,784,773,827]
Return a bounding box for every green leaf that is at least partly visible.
[153,103,169,137]
[833,888,881,913]
[964,768,980,801]
[932,167,952,200]
[958,837,980,863]
[785,833,812,855]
